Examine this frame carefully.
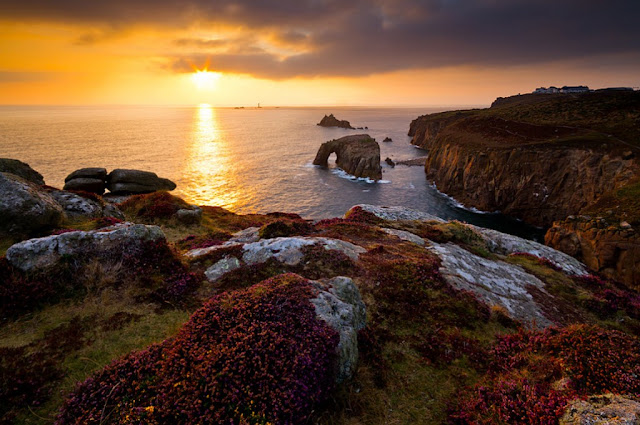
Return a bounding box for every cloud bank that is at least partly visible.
[4,0,640,78]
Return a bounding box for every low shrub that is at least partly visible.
[450,325,640,423]
[175,231,232,251]
[258,218,314,239]
[56,274,340,424]
[119,191,191,222]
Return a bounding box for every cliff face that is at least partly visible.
[419,135,636,226]
[409,105,638,227]
[546,216,640,287]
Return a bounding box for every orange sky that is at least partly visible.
[1,1,638,106]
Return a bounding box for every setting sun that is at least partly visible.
[191,70,221,90]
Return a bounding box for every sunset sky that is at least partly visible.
[1,0,639,106]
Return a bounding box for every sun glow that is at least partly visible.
[191,69,221,90]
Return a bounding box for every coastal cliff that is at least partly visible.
[410,93,640,226]
[409,91,640,284]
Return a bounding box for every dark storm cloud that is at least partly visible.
[4,0,640,77]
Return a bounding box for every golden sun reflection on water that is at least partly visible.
[181,104,240,209]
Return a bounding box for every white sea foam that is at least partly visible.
[331,168,391,184]
[429,182,496,214]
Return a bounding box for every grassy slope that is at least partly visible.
[2,193,640,424]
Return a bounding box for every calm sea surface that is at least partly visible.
[0,105,544,240]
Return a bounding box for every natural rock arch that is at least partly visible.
[313,135,382,180]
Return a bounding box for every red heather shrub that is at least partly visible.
[120,240,199,304]
[176,232,231,251]
[342,206,383,225]
[91,216,123,229]
[0,257,71,319]
[449,379,572,425]
[119,191,191,221]
[259,218,314,239]
[451,325,640,424]
[56,274,340,425]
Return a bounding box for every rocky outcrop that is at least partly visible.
[6,222,165,273]
[191,236,366,283]
[0,158,45,185]
[49,190,124,221]
[383,137,392,142]
[0,172,64,237]
[313,135,382,180]
[64,167,107,194]
[546,216,639,286]
[472,225,588,276]
[311,276,366,383]
[348,204,444,222]
[428,241,554,327]
[317,114,355,129]
[107,169,176,194]
[560,394,640,425]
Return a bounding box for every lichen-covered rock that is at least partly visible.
[0,158,45,185]
[205,256,242,282]
[49,190,104,220]
[349,204,444,222]
[313,135,382,180]
[228,226,261,243]
[107,169,176,194]
[428,241,553,327]
[175,207,202,225]
[184,242,243,259]
[311,276,366,383]
[546,216,640,287]
[560,394,640,424]
[382,227,426,246]
[6,222,165,272]
[0,172,64,237]
[471,225,589,276]
[242,237,365,266]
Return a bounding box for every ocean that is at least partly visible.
[0,104,544,240]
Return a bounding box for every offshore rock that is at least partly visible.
[0,158,45,185]
[560,394,640,425]
[6,222,165,273]
[107,169,176,194]
[317,113,355,129]
[546,216,640,287]
[313,135,382,180]
[0,172,64,237]
[311,276,366,383]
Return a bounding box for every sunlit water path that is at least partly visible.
[0,105,544,240]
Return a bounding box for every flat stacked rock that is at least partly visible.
[64,167,107,194]
[107,169,176,194]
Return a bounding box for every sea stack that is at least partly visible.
[313,134,382,180]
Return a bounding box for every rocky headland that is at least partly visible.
[2,158,640,424]
[313,134,383,180]
[409,90,640,286]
